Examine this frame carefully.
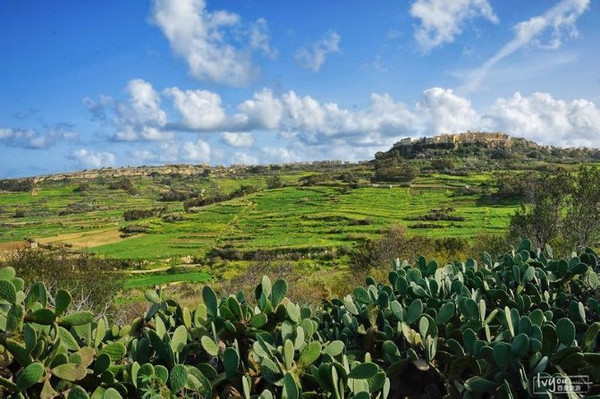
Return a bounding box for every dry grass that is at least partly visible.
[37,228,130,248]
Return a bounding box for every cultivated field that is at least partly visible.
[2,159,591,292]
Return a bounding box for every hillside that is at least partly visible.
[375,131,600,162]
[1,135,599,296]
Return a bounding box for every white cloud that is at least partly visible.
[236,89,284,130]
[221,132,255,148]
[277,91,415,143]
[231,151,259,165]
[482,92,600,147]
[295,31,341,72]
[132,140,211,164]
[461,0,590,92]
[410,0,498,52]
[260,147,303,163]
[152,0,269,86]
[181,140,211,161]
[69,149,116,169]
[85,79,173,142]
[119,79,167,127]
[0,127,77,149]
[249,18,277,59]
[417,88,481,133]
[113,79,171,141]
[165,87,226,130]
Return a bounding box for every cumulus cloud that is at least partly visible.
[246,87,600,150]
[221,132,255,148]
[482,92,600,147]
[68,149,116,169]
[462,0,590,92]
[85,79,173,142]
[276,91,415,144]
[0,127,77,149]
[410,0,498,52]
[84,78,600,167]
[152,0,273,86]
[163,86,415,145]
[118,79,167,127]
[231,151,259,165]
[132,140,211,164]
[236,89,284,130]
[417,88,481,133]
[295,31,341,72]
[165,87,226,130]
[260,147,303,163]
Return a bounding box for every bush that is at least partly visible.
[73,182,89,192]
[299,174,331,186]
[0,249,121,314]
[266,175,283,189]
[58,201,96,215]
[373,163,419,182]
[123,206,167,221]
[183,186,257,212]
[0,178,34,192]
[13,209,26,218]
[108,178,138,195]
[406,207,465,221]
[159,188,193,202]
[431,158,454,171]
[119,224,150,236]
[162,212,184,223]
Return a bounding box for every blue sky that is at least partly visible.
[1,0,599,177]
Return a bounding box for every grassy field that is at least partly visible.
[123,271,213,289]
[0,162,562,290]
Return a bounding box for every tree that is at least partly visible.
[564,166,600,251]
[431,158,454,171]
[508,170,569,250]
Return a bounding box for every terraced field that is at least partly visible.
[0,165,522,289]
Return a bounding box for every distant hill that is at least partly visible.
[375,131,600,162]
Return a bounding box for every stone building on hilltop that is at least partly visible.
[394,131,511,149]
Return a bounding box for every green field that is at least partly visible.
[0,161,578,289]
[123,271,213,289]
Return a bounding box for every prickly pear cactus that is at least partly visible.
[1,239,599,398]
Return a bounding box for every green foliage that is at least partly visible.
[508,166,600,253]
[1,240,600,397]
[2,249,121,314]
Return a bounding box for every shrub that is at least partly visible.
[119,224,150,237]
[299,174,331,186]
[108,178,138,195]
[58,201,96,215]
[123,206,167,221]
[159,188,193,202]
[266,175,283,189]
[73,182,89,192]
[431,158,454,171]
[162,212,184,223]
[0,249,121,314]
[13,209,26,218]
[0,178,34,192]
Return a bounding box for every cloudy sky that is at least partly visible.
[1,0,599,177]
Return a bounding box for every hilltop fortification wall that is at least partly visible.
[394,132,511,149]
